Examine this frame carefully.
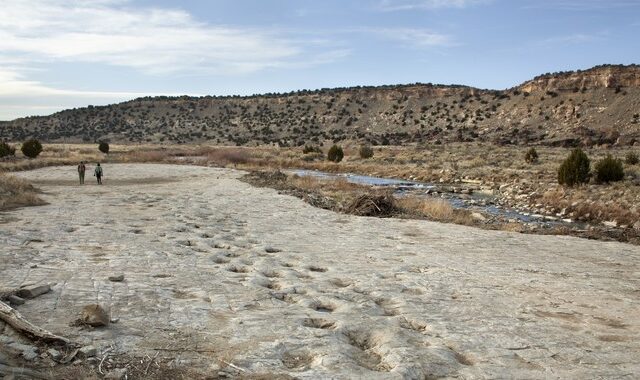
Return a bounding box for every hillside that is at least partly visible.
[1,64,639,147]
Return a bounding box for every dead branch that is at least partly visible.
[0,300,70,345]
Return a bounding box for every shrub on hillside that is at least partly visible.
[359,144,374,159]
[0,141,16,158]
[99,142,110,154]
[302,144,322,154]
[327,145,344,163]
[21,139,43,159]
[558,148,590,186]
[524,147,538,164]
[594,155,624,183]
[625,152,639,165]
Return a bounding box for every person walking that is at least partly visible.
[77,161,86,185]
[94,163,103,185]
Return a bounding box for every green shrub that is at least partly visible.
[327,145,344,163]
[21,139,43,159]
[359,145,374,159]
[98,142,110,154]
[558,148,590,186]
[625,152,639,165]
[302,144,322,154]
[524,147,538,164]
[594,155,624,183]
[0,141,16,158]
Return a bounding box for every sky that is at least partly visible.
[0,0,639,120]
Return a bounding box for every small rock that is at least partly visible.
[0,351,10,365]
[108,274,125,282]
[47,348,62,361]
[16,284,51,299]
[78,345,97,358]
[105,368,127,380]
[80,304,110,327]
[471,212,486,222]
[633,221,640,231]
[22,349,38,361]
[7,295,25,306]
[265,247,282,253]
[8,342,38,361]
[603,220,617,228]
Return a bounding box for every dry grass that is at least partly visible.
[398,197,454,219]
[205,147,253,166]
[0,172,45,210]
[396,196,474,225]
[290,175,361,193]
[121,150,169,163]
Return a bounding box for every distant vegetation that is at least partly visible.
[0,141,15,158]
[359,145,374,159]
[99,142,110,154]
[594,155,624,183]
[558,148,590,186]
[327,145,344,163]
[524,147,538,164]
[302,144,322,154]
[21,139,42,158]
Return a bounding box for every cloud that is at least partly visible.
[376,0,491,11]
[367,28,455,47]
[0,67,156,119]
[0,0,351,119]
[0,68,148,98]
[538,33,607,46]
[0,0,342,75]
[523,0,640,11]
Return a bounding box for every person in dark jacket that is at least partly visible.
[77,161,86,185]
[94,163,103,185]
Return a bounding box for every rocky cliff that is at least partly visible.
[1,64,639,147]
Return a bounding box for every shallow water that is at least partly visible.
[290,169,559,225]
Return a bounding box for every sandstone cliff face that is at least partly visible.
[1,65,639,146]
[519,65,640,93]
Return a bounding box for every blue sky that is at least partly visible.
[1,0,638,120]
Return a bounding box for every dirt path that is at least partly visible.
[1,164,639,379]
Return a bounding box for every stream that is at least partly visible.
[290,169,569,227]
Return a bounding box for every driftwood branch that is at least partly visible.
[0,300,70,345]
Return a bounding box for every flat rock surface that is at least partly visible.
[1,164,639,379]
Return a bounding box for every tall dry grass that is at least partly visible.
[289,175,361,192]
[205,148,253,166]
[0,173,45,210]
[396,196,474,225]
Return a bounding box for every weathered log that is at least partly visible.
[0,300,70,345]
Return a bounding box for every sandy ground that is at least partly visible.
[1,164,639,379]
